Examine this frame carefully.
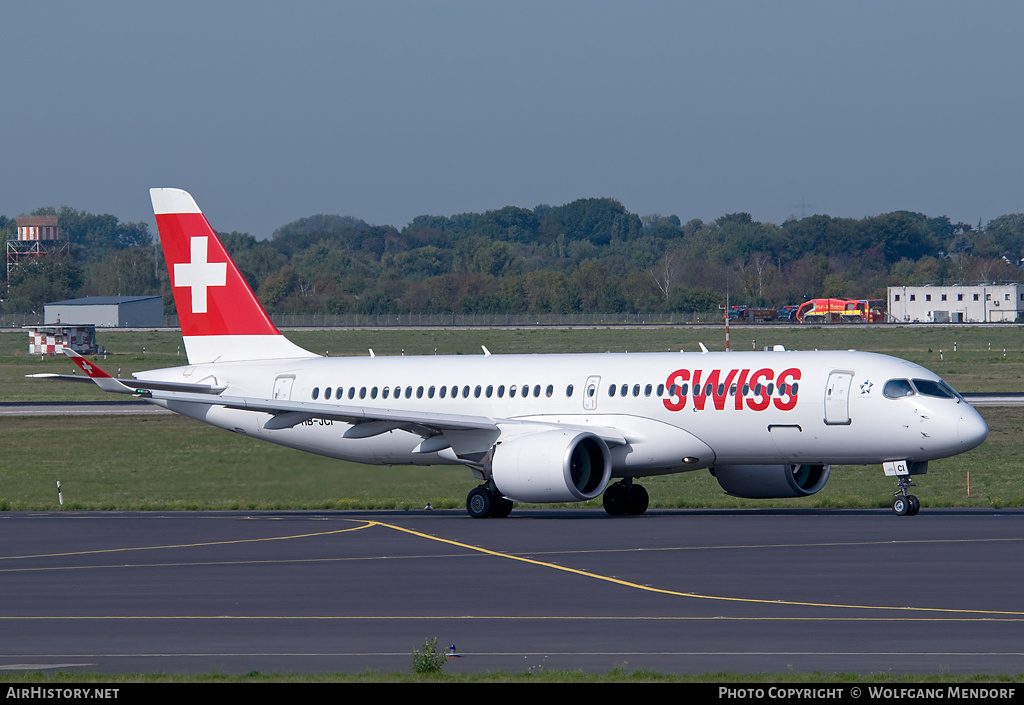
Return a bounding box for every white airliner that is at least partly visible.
[42,189,989,518]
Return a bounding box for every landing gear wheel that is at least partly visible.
[602,482,629,516]
[627,484,649,516]
[491,496,514,519]
[467,485,513,518]
[603,480,649,516]
[892,475,921,517]
[467,486,493,518]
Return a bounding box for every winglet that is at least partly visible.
[63,350,137,394]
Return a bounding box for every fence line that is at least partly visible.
[1,311,723,330]
[238,312,717,327]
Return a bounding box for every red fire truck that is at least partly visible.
[795,298,885,323]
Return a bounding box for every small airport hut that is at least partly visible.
[7,215,69,278]
[887,285,1024,323]
[26,325,101,355]
[44,295,163,328]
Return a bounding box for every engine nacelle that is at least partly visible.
[711,464,831,499]
[491,430,612,503]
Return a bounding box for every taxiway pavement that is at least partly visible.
[0,509,1021,676]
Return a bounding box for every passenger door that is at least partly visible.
[824,371,853,425]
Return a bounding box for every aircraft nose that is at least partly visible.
[957,408,988,450]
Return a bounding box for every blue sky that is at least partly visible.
[3,1,1021,238]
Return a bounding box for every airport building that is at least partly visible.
[44,295,163,328]
[887,285,1024,323]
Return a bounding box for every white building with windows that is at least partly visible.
[887,285,1024,323]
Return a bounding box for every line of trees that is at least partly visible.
[3,199,1024,317]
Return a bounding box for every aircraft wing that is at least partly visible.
[141,385,626,450]
[27,372,226,395]
[140,386,501,433]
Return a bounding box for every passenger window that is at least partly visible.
[620,384,628,397]
[325,387,332,400]
[439,386,446,399]
[633,384,640,397]
[883,379,916,399]
[486,385,493,398]
[566,384,574,397]
[359,387,367,399]
[608,384,616,397]
[463,385,471,398]
[644,384,652,396]
[533,385,541,397]
[371,387,378,399]
[405,387,413,399]
[546,384,553,397]
[312,387,320,400]
[474,385,482,398]
[349,387,356,400]
[521,385,529,397]
[497,385,505,398]
[428,386,435,399]
[509,385,517,398]
[336,387,343,399]
[416,386,424,399]
[383,387,390,399]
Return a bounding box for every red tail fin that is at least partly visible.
[151,188,315,364]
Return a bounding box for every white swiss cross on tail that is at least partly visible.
[174,237,227,314]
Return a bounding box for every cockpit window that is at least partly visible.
[883,379,915,399]
[911,378,958,400]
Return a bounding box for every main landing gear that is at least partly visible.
[602,479,649,516]
[892,476,920,516]
[466,483,514,519]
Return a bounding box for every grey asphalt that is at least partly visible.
[0,508,1021,676]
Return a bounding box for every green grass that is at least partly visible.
[0,405,1016,511]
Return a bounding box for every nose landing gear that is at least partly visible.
[892,476,920,516]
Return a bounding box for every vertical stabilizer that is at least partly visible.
[151,188,317,364]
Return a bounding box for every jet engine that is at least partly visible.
[491,430,612,503]
[710,464,830,498]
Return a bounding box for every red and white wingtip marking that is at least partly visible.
[64,349,109,377]
[63,349,135,393]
